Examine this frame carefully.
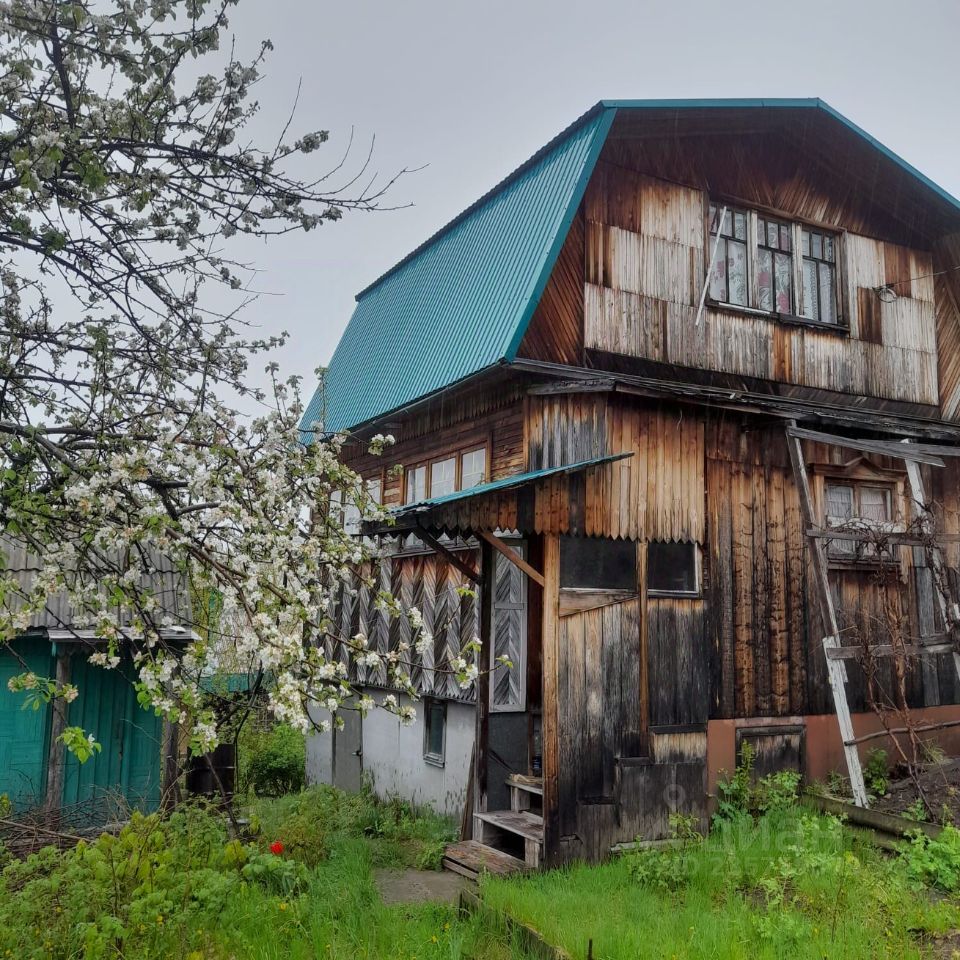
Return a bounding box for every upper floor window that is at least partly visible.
[430,457,456,498]
[708,206,748,306]
[461,447,487,490]
[403,444,488,504]
[708,203,841,326]
[801,228,838,325]
[405,464,426,504]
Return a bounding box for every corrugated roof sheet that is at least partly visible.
[301,98,960,437]
[1,537,190,632]
[301,106,614,436]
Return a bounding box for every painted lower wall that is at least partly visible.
[307,691,475,818]
[707,706,960,794]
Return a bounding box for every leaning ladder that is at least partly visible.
[785,420,960,807]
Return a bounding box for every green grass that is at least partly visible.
[481,808,960,960]
[0,786,528,960]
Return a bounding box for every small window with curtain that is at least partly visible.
[825,480,897,562]
[423,699,446,765]
[708,205,749,306]
[647,541,700,596]
[757,215,793,314]
[801,228,838,325]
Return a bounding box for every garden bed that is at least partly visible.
[872,759,960,827]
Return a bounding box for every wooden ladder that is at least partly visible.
[785,421,960,807]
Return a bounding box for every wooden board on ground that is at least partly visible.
[442,839,526,879]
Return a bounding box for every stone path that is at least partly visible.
[373,867,470,904]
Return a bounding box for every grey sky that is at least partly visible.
[224,0,960,402]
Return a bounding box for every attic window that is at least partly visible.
[708,203,841,327]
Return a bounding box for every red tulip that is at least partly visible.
[270,841,284,855]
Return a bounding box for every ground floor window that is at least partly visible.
[647,541,700,596]
[423,699,446,766]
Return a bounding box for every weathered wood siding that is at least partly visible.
[527,395,705,543]
[581,159,940,409]
[341,383,525,502]
[934,232,960,420]
[517,209,585,365]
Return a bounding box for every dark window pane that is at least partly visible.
[426,702,445,758]
[560,536,637,591]
[648,542,698,594]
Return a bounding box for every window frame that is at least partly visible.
[460,445,488,491]
[646,541,702,598]
[812,462,906,568]
[401,436,493,505]
[706,199,846,331]
[423,698,447,767]
[823,478,900,565]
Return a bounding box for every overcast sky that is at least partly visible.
[223,0,960,402]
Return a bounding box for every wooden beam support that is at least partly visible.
[825,642,956,660]
[476,530,545,587]
[903,460,960,688]
[540,534,561,866]
[806,527,960,546]
[413,526,482,585]
[787,425,948,466]
[786,421,869,807]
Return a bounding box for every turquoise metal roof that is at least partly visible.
[301,98,960,437]
[366,453,632,532]
[301,106,614,436]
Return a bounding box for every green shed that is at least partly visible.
[0,539,190,821]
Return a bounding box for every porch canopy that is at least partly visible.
[362,452,632,540]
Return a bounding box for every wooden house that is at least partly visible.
[302,99,960,870]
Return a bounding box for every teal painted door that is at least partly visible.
[62,655,163,821]
[0,639,53,810]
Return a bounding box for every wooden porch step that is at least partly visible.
[474,809,544,842]
[442,839,526,879]
[506,773,543,796]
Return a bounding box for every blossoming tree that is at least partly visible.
[0,0,480,767]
